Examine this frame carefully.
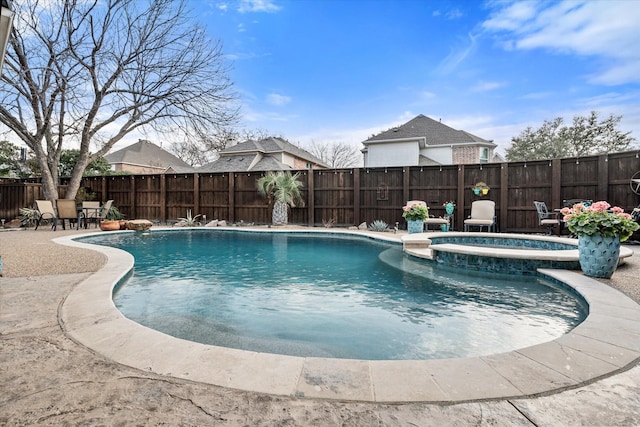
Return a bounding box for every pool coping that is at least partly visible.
[56,228,640,403]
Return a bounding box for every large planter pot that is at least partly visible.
[407,219,424,234]
[100,220,120,231]
[578,234,621,279]
[440,224,450,232]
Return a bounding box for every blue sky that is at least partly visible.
[196,0,640,157]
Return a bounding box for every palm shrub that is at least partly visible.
[257,171,305,225]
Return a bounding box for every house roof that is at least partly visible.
[364,114,495,147]
[220,137,328,167]
[105,140,191,169]
[198,137,329,172]
[198,154,291,173]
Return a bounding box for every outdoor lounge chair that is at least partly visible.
[34,200,57,230]
[463,200,496,232]
[534,201,560,235]
[56,199,80,230]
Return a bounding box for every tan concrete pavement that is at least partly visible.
[1,228,640,425]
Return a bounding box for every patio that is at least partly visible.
[1,227,639,425]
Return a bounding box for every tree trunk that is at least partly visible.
[272,201,288,225]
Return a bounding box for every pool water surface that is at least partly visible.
[83,230,587,360]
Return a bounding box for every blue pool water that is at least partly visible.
[82,230,587,360]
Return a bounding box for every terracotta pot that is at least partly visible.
[100,221,121,231]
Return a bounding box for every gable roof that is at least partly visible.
[219,137,328,167]
[364,114,495,147]
[105,140,191,169]
[198,154,291,173]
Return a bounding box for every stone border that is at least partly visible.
[57,228,640,403]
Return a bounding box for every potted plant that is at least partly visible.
[257,171,305,225]
[440,216,450,232]
[561,201,639,278]
[472,182,490,196]
[402,202,428,233]
[102,205,126,230]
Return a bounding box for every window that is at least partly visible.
[480,147,489,163]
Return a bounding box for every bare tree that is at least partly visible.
[306,141,362,168]
[0,0,237,200]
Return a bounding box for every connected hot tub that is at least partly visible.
[403,232,633,275]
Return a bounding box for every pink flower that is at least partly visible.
[560,207,571,215]
[563,214,573,222]
[589,201,610,212]
[403,206,410,211]
[620,213,632,220]
[611,206,624,214]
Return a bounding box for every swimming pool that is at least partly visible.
[82,230,586,360]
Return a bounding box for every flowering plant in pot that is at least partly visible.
[561,201,638,241]
[561,201,638,278]
[401,202,428,221]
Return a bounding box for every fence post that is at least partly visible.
[160,174,166,223]
[194,173,200,216]
[403,167,410,204]
[456,165,465,230]
[130,176,136,219]
[551,159,561,212]
[353,168,360,226]
[307,170,314,226]
[228,173,235,223]
[597,155,609,202]
[500,163,508,232]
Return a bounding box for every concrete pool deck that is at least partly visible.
[57,229,640,402]
[2,227,640,425]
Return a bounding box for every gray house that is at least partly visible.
[199,137,328,172]
[362,114,497,167]
[105,140,192,174]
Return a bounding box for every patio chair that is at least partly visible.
[463,200,496,232]
[562,199,593,208]
[82,201,101,228]
[34,200,57,231]
[534,201,560,235]
[56,199,80,230]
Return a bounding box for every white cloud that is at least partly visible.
[266,93,291,106]
[482,1,640,85]
[471,81,507,92]
[446,8,463,20]
[436,33,478,74]
[238,0,281,13]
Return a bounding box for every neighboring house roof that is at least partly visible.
[364,114,495,147]
[199,154,291,173]
[105,140,192,170]
[199,137,329,172]
[221,137,328,166]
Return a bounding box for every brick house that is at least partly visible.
[362,114,498,167]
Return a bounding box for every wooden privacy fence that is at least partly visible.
[1,151,639,233]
